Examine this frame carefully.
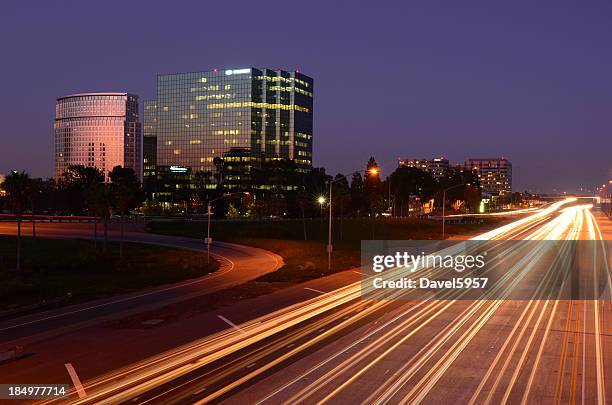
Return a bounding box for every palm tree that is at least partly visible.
[2,171,33,271]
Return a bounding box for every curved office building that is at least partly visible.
[54,92,141,180]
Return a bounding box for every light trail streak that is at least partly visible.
[268,202,586,404]
[464,206,584,404]
[444,206,543,218]
[399,210,581,405]
[45,197,597,404]
[514,210,582,404]
[211,200,583,404]
[275,203,578,404]
[470,212,577,403]
[587,210,606,405]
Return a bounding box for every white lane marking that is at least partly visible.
[304,287,326,294]
[217,315,244,333]
[64,363,87,399]
[352,270,365,276]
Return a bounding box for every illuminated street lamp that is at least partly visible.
[326,167,380,271]
[317,195,326,221]
[206,192,249,264]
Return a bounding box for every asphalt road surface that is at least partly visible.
[0,222,283,344]
[40,200,612,405]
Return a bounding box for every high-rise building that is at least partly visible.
[54,93,142,181]
[144,68,313,175]
[465,158,512,196]
[398,157,450,180]
[143,100,158,176]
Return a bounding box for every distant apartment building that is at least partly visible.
[398,157,450,180]
[143,68,313,176]
[465,158,512,196]
[54,93,142,180]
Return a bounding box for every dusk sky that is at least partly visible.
[1,0,610,193]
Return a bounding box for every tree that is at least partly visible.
[464,184,481,212]
[333,174,350,240]
[109,166,144,258]
[389,166,438,216]
[361,157,383,238]
[88,183,113,252]
[437,168,481,213]
[32,178,59,215]
[2,171,33,271]
[28,178,43,240]
[226,203,240,218]
[365,157,384,218]
[463,170,482,212]
[302,168,330,218]
[296,188,310,240]
[350,172,366,216]
[59,165,105,214]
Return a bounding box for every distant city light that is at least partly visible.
[317,196,326,205]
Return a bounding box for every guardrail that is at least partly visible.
[0,214,100,223]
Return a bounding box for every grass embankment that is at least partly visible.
[148,217,510,282]
[0,236,219,310]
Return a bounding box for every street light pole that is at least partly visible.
[326,168,379,271]
[206,202,212,264]
[327,180,333,271]
[205,191,248,265]
[388,179,392,217]
[442,188,446,240]
[607,181,612,218]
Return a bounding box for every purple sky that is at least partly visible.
[1,0,610,193]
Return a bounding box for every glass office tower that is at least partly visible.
[144,68,313,174]
[54,93,142,180]
[143,100,158,174]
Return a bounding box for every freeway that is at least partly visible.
[0,222,283,343]
[43,198,611,404]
